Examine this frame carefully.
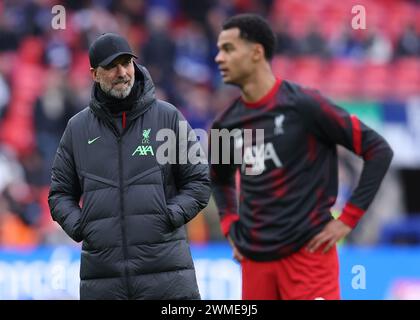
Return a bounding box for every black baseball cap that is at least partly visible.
[89,33,138,68]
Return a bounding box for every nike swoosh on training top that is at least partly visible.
[88,136,101,144]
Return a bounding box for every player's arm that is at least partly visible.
[48,120,83,242]
[300,89,393,251]
[209,122,243,261]
[209,122,240,239]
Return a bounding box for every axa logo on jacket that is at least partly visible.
[132,145,154,156]
[132,128,154,156]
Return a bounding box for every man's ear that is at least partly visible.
[252,43,265,62]
[90,67,98,82]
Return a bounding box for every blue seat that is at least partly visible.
[378,215,420,244]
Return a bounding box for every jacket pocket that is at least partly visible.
[79,206,89,238]
[79,171,118,237]
[158,164,168,211]
[158,165,177,231]
[79,192,96,237]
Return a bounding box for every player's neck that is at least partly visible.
[240,67,276,104]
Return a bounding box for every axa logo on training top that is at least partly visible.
[132,129,154,156]
[232,128,282,174]
[242,141,282,175]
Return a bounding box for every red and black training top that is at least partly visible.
[210,79,393,261]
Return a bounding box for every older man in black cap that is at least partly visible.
[89,33,138,100]
[48,33,210,299]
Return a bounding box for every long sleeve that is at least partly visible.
[165,111,211,229]
[48,120,83,242]
[301,89,394,228]
[209,121,240,237]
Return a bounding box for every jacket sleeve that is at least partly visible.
[165,111,211,229]
[209,121,239,237]
[300,89,394,228]
[48,120,83,242]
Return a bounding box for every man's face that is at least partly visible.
[215,28,256,86]
[91,55,135,99]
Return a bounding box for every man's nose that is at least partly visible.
[116,64,126,76]
[215,51,223,64]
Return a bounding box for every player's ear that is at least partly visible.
[252,43,265,62]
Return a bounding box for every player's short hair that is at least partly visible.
[222,13,276,60]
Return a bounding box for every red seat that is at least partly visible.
[290,57,324,89]
[322,60,359,100]
[272,56,293,79]
[360,63,391,100]
[393,58,420,99]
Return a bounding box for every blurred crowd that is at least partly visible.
[0,0,419,247]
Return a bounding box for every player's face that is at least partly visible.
[91,55,135,99]
[215,28,256,86]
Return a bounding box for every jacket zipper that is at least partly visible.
[118,135,132,299]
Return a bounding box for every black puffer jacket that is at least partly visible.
[48,64,210,299]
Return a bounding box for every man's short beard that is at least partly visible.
[100,76,135,99]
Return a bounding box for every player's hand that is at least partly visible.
[227,236,244,262]
[306,219,352,253]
